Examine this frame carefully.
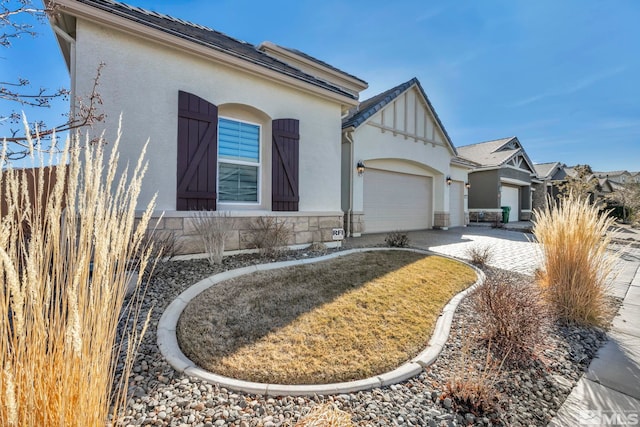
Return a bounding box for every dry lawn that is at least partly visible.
[177,251,477,384]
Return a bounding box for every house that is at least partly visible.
[594,170,634,185]
[532,161,567,210]
[458,137,536,222]
[47,0,368,252]
[341,78,472,235]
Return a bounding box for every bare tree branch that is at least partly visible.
[0,1,43,48]
[1,0,106,161]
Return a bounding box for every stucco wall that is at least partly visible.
[74,19,343,214]
[499,167,532,183]
[468,170,500,209]
[350,125,455,214]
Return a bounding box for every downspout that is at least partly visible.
[52,24,77,123]
[344,129,355,237]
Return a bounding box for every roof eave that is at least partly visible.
[50,0,358,108]
[258,41,368,92]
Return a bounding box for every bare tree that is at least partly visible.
[557,164,600,203]
[1,0,104,161]
[606,182,640,224]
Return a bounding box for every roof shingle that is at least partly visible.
[70,0,357,100]
[456,137,519,167]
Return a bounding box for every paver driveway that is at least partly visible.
[344,226,541,275]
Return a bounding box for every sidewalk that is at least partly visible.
[550,246,640,426]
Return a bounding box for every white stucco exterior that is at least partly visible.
[342,82,468,233]
[72,19,346,214]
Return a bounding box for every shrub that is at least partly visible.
[248,216,292,257]
[139,228,183,261]
[472,272,548,364]
[0,130,154,425]
[465,245,493,267]
[533,193,618,325]
[295,403,353,427]
[307,241,327,252]
[443,339,504,415]
[191,210,234,265]
[385,231,409,247]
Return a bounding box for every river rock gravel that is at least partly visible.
[113,248,616,426]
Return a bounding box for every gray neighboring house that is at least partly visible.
[533,161,568,210]
[594,170,635,185]
[458,137,536,222]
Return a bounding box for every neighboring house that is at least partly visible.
[458,137,536,222]
[594,170,633,184]
[341,78,472,235]
[532,161,568,210]
[47,0,367,252]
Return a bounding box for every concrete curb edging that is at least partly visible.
[157,247,485,396]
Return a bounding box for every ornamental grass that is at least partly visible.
[532,193,617,326]
[0,125,155,426]
[295,403,353,427]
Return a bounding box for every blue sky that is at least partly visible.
[2,0,639,171]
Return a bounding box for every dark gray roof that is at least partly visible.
[342,77,456,153]
[276,44,368,85]
[72,0,357,100]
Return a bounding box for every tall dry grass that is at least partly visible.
[533,193,617,325]
[0,125,155,426]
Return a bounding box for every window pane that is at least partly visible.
[219,118,259,162]
[219,163,258,202]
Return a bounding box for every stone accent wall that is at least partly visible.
[531,182,547,212]
[434,212,450,229]
[468,210,502,223]
[520,210,532,221]
[343,212,365,236]
[145,214,343,255]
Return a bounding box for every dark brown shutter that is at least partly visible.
[272,119,299,211]
[176,91,218,210]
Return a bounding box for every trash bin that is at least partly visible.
[501,206,511,223]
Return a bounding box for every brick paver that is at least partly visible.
[344,226,540,275]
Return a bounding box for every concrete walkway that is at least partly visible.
[343,226,640,425]
[550,246,640,426]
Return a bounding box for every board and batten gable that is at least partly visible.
[343,80,467,234]
[72,19,344,214]
[350,85,456,212]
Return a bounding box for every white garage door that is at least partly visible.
[501,185,520,222]
[449,181,464,227]
[363,169,432,233]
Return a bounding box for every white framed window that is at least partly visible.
[218,117,261,203]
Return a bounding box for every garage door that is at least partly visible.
[449,181,464,227]
[363,169,432,233]
[501,185,520,222]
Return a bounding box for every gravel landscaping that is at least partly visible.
[115,247,616,426]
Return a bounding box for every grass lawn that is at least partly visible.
[176,250,477,384]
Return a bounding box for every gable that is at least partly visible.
[498,138,522,151]
[506,153,535,174]
[361,85,455,154]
